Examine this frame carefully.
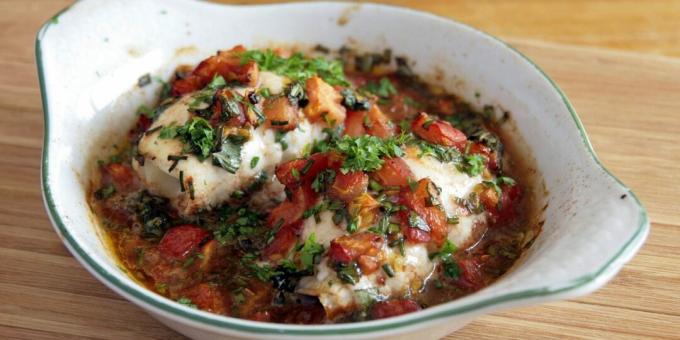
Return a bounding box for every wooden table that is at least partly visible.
[1,1,678,339]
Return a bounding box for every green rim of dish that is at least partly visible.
[36,1,649,336]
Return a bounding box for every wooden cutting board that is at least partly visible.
[1,12,679,340]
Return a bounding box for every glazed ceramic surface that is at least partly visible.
[37,0,649,339]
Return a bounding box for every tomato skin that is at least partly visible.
[266,186,316,229]
[171,45,259,96]
[263,96,299,131]
[480,183,522,225]
[262,220,303,260]
[158,225,210,260]
[329,171,368,203]
[468,142,499,171]
[328,233,383,273]
[303,76,346,126]
[343,106,394,139]
[370,299,421,319]
[344,110,366,137]
[411,112,467,150]
[275,152,343,189]
[454,258,484,291]
[372,157,414,188]
[399,179,448,246]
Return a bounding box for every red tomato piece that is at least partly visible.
[468,142,499,171]
[171,45,259,96]
[328,232,383,271]
[372,157,414,188]
[365,104,395,138]
[370,299,421,319]
[399,179,448,246]
[343,105,395,139]
[275,152,343,189]
[455,258,484,291]
[263,96,299,131]
[329,171,368,203]
[479,183,522,225]
[344,110,366,137]
[411,112,467,150]
[262,220,303,260]
[266,186,316,229]
[158,225,210,260]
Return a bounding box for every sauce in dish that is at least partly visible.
[89,45,539,323]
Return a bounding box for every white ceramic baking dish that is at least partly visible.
[37,0,649,339]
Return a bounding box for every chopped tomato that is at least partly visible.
[468,142,499,171]
[329,171,368,203]
[411,112,467,150]
[365,104,395,138]
[303,76,346,126]
[171,45,259,96]
[158,225,210,260]
[343,105,394,139]
[454,258,484,291]
[399,179,448,246]
[209,89,247,127]
[348,193,381,229]
[275,152,343,189]
[370,299,421,319]
[183,283,228,314]
[104,163,135,191]
[263,96,299,131]
[479,183,522,225]
[372,157,414,188]
[262,220,303,260]
[266,186,316,229]
[328,232,383,273]
[344,110,366,137]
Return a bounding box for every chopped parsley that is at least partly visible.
[458,153,486,177]
[176,297,197,308]
[212,134,246,173]
[250,156,260,169]
[241,49,349,86]
[332,135,406,173]
[94,184,116,200]
[159,117,215,159]
[298,233,325,271]
[362,77,397,99]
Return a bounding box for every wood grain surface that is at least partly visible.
[1,1,679,339]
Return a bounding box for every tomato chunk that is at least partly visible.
[370,299,421,319]
[262,220,303,261]
[328,233,383,273]
[343,105,394,139]
[468,142,499,171]
[303,76,346,126]
[263,96,299,131]
[399,178,448,246]
[266,186,316,229]
[454,258,484,291]
[411,112,467,150]
[479,182,522,225]
[372,157,414,188]
[329,171,368,203]
[171,45,259,96]
[275,152,343,189]
[159,225,210,260]
[344,110,366,137]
